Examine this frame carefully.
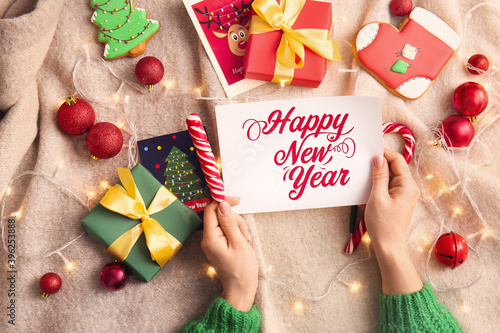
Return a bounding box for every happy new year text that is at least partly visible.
[243,107,355,200]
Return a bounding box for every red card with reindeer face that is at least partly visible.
[184,0,265,97]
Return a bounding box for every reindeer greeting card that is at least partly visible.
[215,96,384,214]
[184,0,265,97]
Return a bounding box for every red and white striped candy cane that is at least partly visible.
[382,122,416,164]
[186,113,225,203]
[344,122,415,255]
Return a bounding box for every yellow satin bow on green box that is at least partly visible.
[250,0,341,73]
[100,168,182,268]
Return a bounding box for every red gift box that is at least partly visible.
[243,0,337,88]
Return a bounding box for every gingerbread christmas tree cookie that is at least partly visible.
[90,0,160,60]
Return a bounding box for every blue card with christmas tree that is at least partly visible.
[137,130,211,218]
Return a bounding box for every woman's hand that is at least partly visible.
[364,148,423,295]
[201,196,259,311]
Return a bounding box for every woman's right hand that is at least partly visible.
[364,148,423,295]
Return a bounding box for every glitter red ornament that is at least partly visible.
[452,82,488,120]
[135,56,164,92]
[390,0,413,16]
[40,272,62,299]
[439,115,475,148]
[434,231,468,269]
[467,54,489,75]
[100,262,129,291]
[57,96,95,135]
[85,122,123,159]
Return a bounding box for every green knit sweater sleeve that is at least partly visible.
[180,296,261,333]
[379,282,463,333]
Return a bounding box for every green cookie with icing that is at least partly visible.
[90,0,160,60]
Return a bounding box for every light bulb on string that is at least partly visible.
[206,266,217,279]
[53,160,65,177]
[11,210,22,219]
[361,233,371,244]
[291,300,305,314]
[57,252,76,271]
[421,235,432,246]
[460,302,471,313]
[452,206,463,215]
[65,261,76,271]
[449,181,461,192]
[481,229,491,238]
[349,282,361,293]
[332,16,347,23]
[100,180,110,190]
[216,158,222,173]
[414,241,424,252]
[468,229,487,239]
[163,80,176,90]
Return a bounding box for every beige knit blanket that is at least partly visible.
[1,0,499,331]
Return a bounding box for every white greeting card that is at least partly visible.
[215,96,384,214]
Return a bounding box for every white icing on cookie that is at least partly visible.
[104,43,110,58]
[396,77,432,99]
[356,23,380,52]
[402,44,417,60]
[410,7,461,50]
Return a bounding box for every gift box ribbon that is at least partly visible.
[250,0,341,84]
[99,168,182,268]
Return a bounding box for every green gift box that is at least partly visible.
[82,164,202,282]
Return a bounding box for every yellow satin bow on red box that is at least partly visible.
[250,0,341,71]
[99,168,182,268]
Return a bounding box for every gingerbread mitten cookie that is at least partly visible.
[353,7,461,100]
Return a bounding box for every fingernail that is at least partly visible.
[373,155,384,168]
[245,231,253,243]
[219,201,230,215]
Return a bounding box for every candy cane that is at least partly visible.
[344,122,415,255]
[186,114,225,203]
[382,122,416,164]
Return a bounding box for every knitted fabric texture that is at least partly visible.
[180,296,261,333]
[379,282,463,332]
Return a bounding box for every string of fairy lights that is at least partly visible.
[0,2,499,317]
[164,148,207,202]
[194,0,253,30]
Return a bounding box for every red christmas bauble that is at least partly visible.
[135,56,164,92]
[467,54,489,75]
[57,96,95,135]
[452,82,488,118]
[434,232,468,269]
[100,262,129,291]
[85,122,123,159]
[390,0,412,16]
[40,272,62,299]
[439,115,474,148]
